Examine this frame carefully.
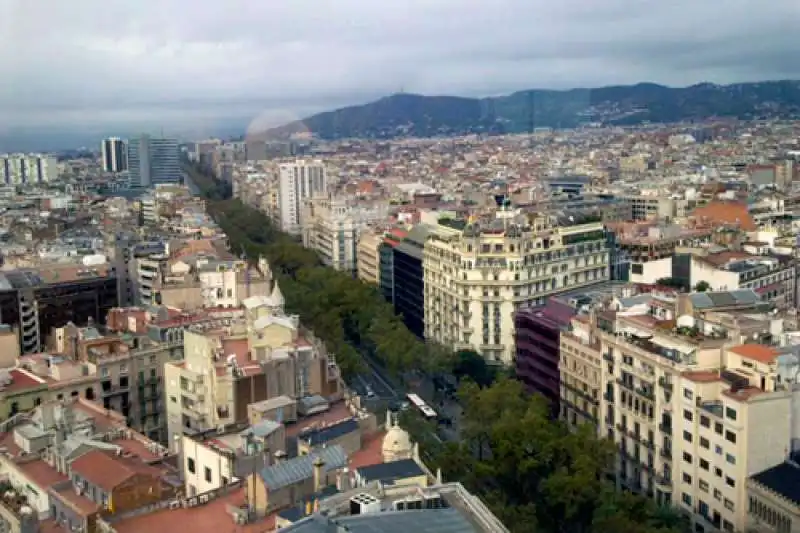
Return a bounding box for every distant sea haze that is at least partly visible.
[4,79,800,152]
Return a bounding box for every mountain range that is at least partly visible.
[267,80,800,140]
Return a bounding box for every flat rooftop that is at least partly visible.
[0,264,112,289]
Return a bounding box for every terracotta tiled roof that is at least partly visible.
[728,344,780,365]
[70,450,163,491]
[114,487,275,533]
[691,201,756,231]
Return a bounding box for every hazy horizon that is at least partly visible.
[1,0,797,151]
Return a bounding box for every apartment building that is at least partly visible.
[393,226,429,340]
[278,160,328,235]
[101,137,128,173]
[616,195,688,222]
[747,458,800,533]
[154,256,272,311]
[688,252,796,309]
[593,300,800,533]
[356,231,382,284]
[606,222,713,282]
[52,323,179,442]
[163,288,341,452]
[301,196,387,274]
[0,153,58,185]
[0,398,176,529]
[425,211,608,363]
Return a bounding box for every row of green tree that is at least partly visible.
[188,164,688,533]
[188,164,498,384]
[428,379,688,533]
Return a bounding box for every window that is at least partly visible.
[700,437,710,449]
[699,458,709,471]
[684,409,693,421]
[715,445,723,455]
[204,467,212,483]
[725,430,736,444]
[700,415,710,428]
[682,472,692,484]
[715,422,723,435]
[119,363,128,374]
[101,367,109,377]
[683,430,693,443]
[102,493,109,509]
[698,479,709,492]
[682,493,692,506]
[725,476,735,488]
[684,388,693,400]
[724,498,734,511]
[683,452,692,464]
[722,520,734,533]
[715,467,723,477]
[725,453,736,465]
[725,407,737,421]
[187,457,195,474]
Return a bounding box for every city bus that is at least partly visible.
[406,393,438,420]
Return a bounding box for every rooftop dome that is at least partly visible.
[382,410,413,462]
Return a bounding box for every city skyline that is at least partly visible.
[0,0,797,139]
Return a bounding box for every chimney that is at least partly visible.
[312,455,325,494]
[337,467,351,492]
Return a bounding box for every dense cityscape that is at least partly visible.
[0,115,797,533]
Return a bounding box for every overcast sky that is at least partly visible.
[1,0,798,141]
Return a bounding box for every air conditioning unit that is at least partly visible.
[349,493,380,515]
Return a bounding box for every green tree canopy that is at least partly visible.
[436,379,688,533]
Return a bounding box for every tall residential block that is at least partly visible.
[127,134,181,188]
[0,153,57,185]
[302,196,387,274]
[424,211,608,364]
[278,159,327,235]
[552,290,800,533]
[101,137,128,172]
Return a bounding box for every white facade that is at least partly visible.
[630,256,673,284]
[198,265,242,308]
[595,308,800,533]
[302,197,387,274]
[181,435,234,496]
[424,213,609,364]
[278,160,328,235]
[101,137,127,173]
[0,153,58,185]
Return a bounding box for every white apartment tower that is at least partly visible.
[424,211,609,364]
[0,153,58,185]
[278,159,327,235]
[101,137,128,172]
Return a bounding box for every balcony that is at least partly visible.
[658,422,672,434]
[660,448,672,460]
[635,387,655,400]
[138,376,161,387]
[603,351,614,362]
[658,376,674,392]
[102,383,130,396]
[654,475,672,489]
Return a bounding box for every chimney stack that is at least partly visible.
[312,455,325,493]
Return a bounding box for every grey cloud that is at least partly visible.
[0,0,798,139]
